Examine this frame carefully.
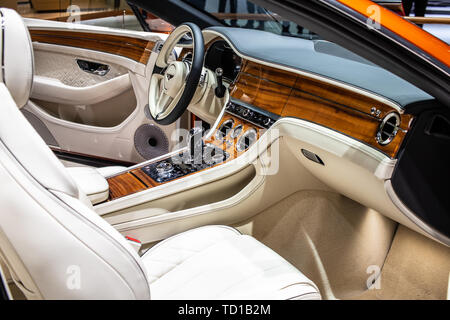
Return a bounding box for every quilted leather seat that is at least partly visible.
[144,226,320,299]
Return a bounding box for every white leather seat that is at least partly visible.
[144,226,321,300]
[0,8,321,300]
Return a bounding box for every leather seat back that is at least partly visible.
[0,8,150,299]
[0,8,80,200]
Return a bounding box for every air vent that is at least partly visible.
[376,113,400,145]
[153,40,164,53]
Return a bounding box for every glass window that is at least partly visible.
[12,0,173,33]
[183,0,319,39]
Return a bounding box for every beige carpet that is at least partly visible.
[237,190,450,300]
[236,190,397,299]
[355,225,450,300]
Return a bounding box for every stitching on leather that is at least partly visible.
[280,281,320,293]
[153,242,302,298]
[288,292,322,300]
[146,236,240,286]
[142,225,240,258]
[217,263,294,298]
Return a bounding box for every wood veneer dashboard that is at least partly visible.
[181,37,413,159]
[231,60,413,159]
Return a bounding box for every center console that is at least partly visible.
[103,100,278,202]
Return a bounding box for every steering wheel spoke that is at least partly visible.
[155,91,173,119]
[147,23,205,125]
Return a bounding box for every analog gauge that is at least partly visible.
[215,119,234,141]
[230,124,243,139]
[236,128,257,152]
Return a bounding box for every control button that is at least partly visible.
[263,118,272,127]
[156,161,174,178]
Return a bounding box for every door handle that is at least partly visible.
[76,59,110,76]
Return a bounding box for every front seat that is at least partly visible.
[0,8,321,300]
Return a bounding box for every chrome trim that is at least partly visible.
[230,124,243,139]
[215,118,234,141]
[229,97,281,121]
[376,112,400,145]
[76,58,110,76]
[236,128,257,152]
[152,40,165,53]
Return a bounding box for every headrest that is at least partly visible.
[0,8,34,108]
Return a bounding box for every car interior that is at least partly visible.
[0,2,449,300]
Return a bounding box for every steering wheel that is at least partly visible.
[148,23,205,125]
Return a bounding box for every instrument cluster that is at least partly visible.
[204,40,242,82]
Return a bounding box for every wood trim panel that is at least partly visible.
[230,72,290,116]
[106,113,263,200]
[108,172,147,200]
[282,90,411,157]
[231,59,413,158]
[29,30,155,64]
[130,169,158,188]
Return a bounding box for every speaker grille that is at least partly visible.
[134,124,169,160]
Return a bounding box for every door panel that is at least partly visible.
[23,19,178,164]
[32,74,131,105]
[31,88,136,128]
[34,49,129,87]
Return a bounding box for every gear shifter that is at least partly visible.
[214,68,226,98]
[187,127,205,164]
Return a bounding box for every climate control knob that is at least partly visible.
[156,161,174,178]
[263,118,272,127]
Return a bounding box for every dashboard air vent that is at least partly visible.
[376,112,400,145]
[153,40,164,53]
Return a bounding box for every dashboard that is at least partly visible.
[204,40,242,82]
[197,30,449,244]
[179,34,413,158]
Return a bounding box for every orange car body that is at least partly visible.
[338,0,450,67]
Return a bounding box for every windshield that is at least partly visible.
[183,0,320,39]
